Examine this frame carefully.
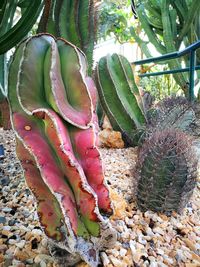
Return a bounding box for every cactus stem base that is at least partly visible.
[48,242,81,267]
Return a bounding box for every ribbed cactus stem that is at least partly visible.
[38,0,97,74]
[96,53,146,145]
[8,34,116,267]
[136,129,197,214]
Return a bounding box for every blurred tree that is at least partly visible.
[98,0,136,44]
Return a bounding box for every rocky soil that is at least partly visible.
[0,128,200,267]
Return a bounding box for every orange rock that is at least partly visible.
[185,264,199,267]
[14,248,29,261]
[191,253,200,263]
[109,189,128,220]
[1,230,12,237]
[183,238,197,251]
[99,129,124,149]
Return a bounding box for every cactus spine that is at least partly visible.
[136,129,197,214]
[8,34,116,267]
[148,97,196,133]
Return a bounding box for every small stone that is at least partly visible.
[14,249,29,261]
[34,254,54,263]
[149,261,157,267]
[0,176,10,186]
[119,248,127,257]
[158,262,168,267]
[2,230,12,237]
[12,259,25,267]
[191,252,200,263]
[185,264,199,267]
[8,239,17,245]
[2,207,12,213]
[109,256,124,267]
[8,219,14,226]
[0,244,7,253]
[32,229,43,235]
[153,227,165,235]
[0,253,4,263]
[16,240,26,249]
[183,238,197,251]
[99,129,124,148]
[145,227,154,237]
[0,217,6,224]
[138,234,147,245]
[101,252,110,266]
[40,260,47,267]
[26,258,34,264]
[175,250,187,262]
[111,249,119,257]
[156,249,164,255]
[3,226,11,231]
[3,256,13,267]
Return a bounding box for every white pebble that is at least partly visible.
[16,240,26,249]
[119,248,127,257]
[109,256,124,267]
[100,252,110,266]
[156,249,164,255]
[40,260,47,267]
[111,248,119,257]
[32,229,43,235]
[3,226,11,231]
[8,239,17,245]
[138,234,147,245]
[153,227,165,235]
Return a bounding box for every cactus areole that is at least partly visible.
[8,34,116,267]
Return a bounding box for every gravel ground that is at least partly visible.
[0,129,200,267]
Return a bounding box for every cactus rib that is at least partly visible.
[136,129,197,213]
[16,138,65,241]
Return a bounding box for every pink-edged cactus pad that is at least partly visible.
[8,33,116,267]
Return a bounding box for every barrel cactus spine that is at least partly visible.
[147,96,196,135]
[136,129,197,214]
[8,34,116,267]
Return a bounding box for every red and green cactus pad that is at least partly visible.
[8,34,115,267]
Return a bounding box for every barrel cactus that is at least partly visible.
[8,34,116,267]
[136,129,197,214]
[147,96,196,133]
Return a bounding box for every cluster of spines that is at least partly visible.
[136,129,197,214]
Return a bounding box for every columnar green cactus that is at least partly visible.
[8,34,116,267]
[96,53,146,145]
[0,0,43,129]
[136,129,197,214]
[38,0,97,74]
[131,0,200,94]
